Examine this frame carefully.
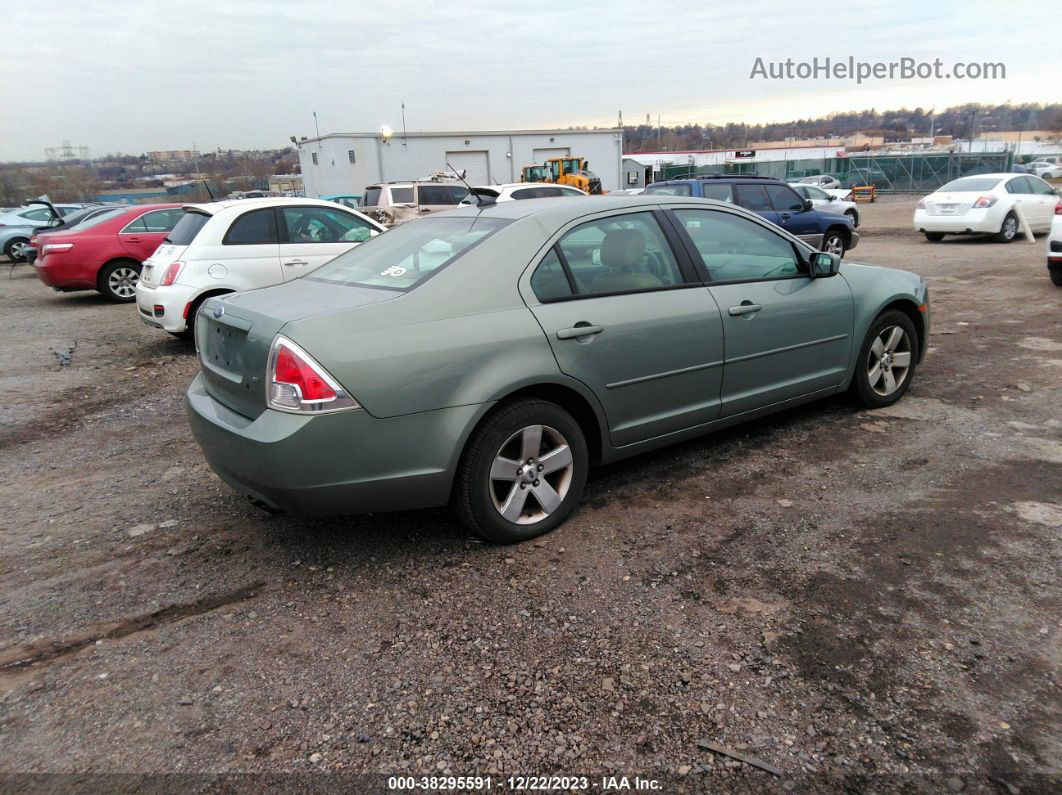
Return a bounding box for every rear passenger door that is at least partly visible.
[733,184,778,225]
[525,210,725,447]
[668,207,853,417]
[118,208,184,261]
[417,184,470,216]
[278,205,379,278]
[219,207,283,285]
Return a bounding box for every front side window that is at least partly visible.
[672,209,800,282]
[282,206,375,243]
[224,208,278,245]
[734,184,772,211]
[307,216,507,291]
[553,212,683,296]
[804,186,830,200]
[643,183,692,197]
[766,185,806,211]
[390,187,414,204]
[1029,177,1056,196]
[418,185,470,205]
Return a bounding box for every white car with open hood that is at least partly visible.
[135,198,385,337]
[913,173,1059,243]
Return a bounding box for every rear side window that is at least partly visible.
[548,212,684,297]
[734,184,771,211]
[137,209,184,232]
[643,183,692,196]
[22,208,53,222]
[673,209,799,282]
[765,185,805,211]
[360,187,382,207]
[166,211,210,245]
[390,187,414,203]
[700,183,733,202]
[530,248,573,301]
[224,208,278,245]
[418,185,469,205]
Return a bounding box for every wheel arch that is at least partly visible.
[877,298,928,362]
[825,222,853,246]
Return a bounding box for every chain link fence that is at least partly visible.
[662,151,1014,193]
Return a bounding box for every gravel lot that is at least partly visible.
[0,197,1059,792]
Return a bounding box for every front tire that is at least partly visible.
[821,229,847,257]
[851,310,919,409]
[97,260,141,302]
[924,232,945,242]
[844,209,859,227]
[4,237,29,262]
[994,211,1018,243]
[454,399,588,543]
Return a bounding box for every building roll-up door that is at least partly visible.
[445,151,490,184]
[533,147,571,162]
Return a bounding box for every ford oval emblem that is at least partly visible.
[212,305,224,319]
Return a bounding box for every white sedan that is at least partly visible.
[797,175,842,190]
[135,198,385,337]
[1049,215,1062,286]
[789,183,860,226]
[913,173,1059,242]
[1027,157,1062,179]
[459,183,587,205]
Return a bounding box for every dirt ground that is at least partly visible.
[0,197,1059,792]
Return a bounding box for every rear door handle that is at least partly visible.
[284,259,309,267]
[556,324,603,340]
[728,303,762,316]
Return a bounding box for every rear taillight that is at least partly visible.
[972,195,997,209]
[42,242,74,254]
[160,262,183,286]
[266,336,360,414]
[916,198,926,209]
[1055,201,1062,215]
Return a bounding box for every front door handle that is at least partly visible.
[728,303,763,316]
[556,324,603,340]
[284,259,309,267]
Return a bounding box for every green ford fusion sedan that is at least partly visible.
[187,195,929,543]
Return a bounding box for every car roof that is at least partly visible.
[650,175,783,185]
[181,196,361,215]
[443,194,736,223]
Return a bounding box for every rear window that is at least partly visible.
[938,177,1003,192]
[360,187,382,207]
[643,183,692,196]
[700,183,733,202]
[307,216,508,291]
[68,208,126,231]
[166,211,210,245]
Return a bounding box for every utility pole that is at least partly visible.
[401,102,407,145]
[618,109,622,129]
[968,109,977,153]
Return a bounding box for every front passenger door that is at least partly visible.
[669,208,854,417]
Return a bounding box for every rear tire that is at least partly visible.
[454,399,588,544]
[924,232,945,242]
[851,310,919,409]
[4,237,29,262]
[994,212,1018,243]
[1050,269,1062,287]
[97,260,141,303]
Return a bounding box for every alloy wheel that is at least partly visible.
[108,266,139,299]
[823,234,845,256]
[867,325,912,397]
[489,424,574,525]
[9,241,27,261]
[1001,216,1017,241]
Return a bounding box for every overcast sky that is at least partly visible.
[0,0,1054,161]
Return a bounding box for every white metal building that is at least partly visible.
[296,129,624,196]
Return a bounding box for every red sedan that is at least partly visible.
[34,203,185,302]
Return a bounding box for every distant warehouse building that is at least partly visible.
[296,128,623,196]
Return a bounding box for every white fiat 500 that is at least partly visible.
[913,173,1059,243]
[136,198,385,337]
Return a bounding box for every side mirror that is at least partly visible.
[810,251,841,278]
[802,199,813,212]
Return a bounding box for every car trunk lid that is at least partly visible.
[140,243,189,287]
[924,192,976,216]
[196,279,401,419]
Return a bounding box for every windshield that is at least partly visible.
[937,177,1003,192]
[360,187,382,207]
[166,211,211,245]
[307,216,509,291]
[644,183,692,196]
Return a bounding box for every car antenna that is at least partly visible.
[202,179,216,201]
[446,162,494,207]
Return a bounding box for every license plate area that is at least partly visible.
[199,318,248,383]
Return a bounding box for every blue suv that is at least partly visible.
[644,175,859,256]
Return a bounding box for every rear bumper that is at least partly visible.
[913,208,998,234]
[34,254,96,290]
[136,282,195,333]
[186,373,488,515]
